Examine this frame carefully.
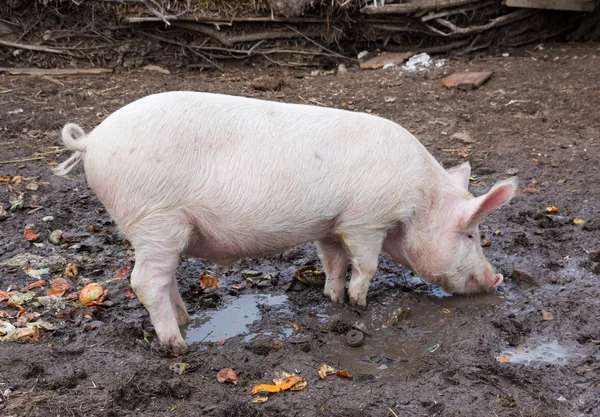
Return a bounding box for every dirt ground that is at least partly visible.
[1,43,599,417]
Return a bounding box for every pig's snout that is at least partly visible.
[490,273,503,290]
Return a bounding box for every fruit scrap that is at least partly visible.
[546,206,559,214]
[199,272,219,290]
[497,356,509,362]
[24,224,40,242]
[216,368,239,384]
[47,279,73,297]
[79,283,105,305]
[318,364,353,380]
[22,280,46,291]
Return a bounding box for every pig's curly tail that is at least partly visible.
[52,123,87,176]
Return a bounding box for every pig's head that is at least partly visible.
[391,162,517,295]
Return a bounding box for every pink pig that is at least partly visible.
[54,92,517,350]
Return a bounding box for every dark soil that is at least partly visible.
[1,44,599,417]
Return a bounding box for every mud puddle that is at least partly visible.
[321,291,505,381]
[184,293,289,343]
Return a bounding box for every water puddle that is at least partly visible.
[184,294,288,344]
[499,339,583,367]
[320,292,504,381]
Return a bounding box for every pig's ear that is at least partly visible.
[447,162,471,190]
[462,177,518,227]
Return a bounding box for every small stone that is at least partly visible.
[451,132,474,144]
[0,205,7,221]
[26,182,39,191]
[475,166,496,175]
[337,63,348,75]
[41,216,54,222]
[249,76,285,92]
[241,270,261,278]
[506,168,519,175]
[49,230,63,245]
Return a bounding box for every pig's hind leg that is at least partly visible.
[316,236,349,304]
[343,230,387,307]
[128,218,192,351]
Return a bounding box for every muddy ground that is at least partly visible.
[0,44,599,417]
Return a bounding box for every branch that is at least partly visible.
[361,0,481,15]
[0,39,78,56]
[431,9,537,36]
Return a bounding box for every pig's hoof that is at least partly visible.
[328,291,345,304]
[175,310,190,326]
[152,340,188,357]
[348,296,368,309]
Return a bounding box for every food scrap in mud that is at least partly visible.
[318,364,353,380]
[251,372,307,401]
[169,362,191,375]
[23,224,40,242]
[546,206,559,214]
[573,218,586,226]
[384,306,411,327]
[216,368,239,384]
[285,265,326,292]
[199,272,219,290]
[542,311,555,321]
[79,282,105,305]
[113,265,131,280]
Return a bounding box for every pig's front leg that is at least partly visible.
[316,237,349,304]
[345,230,387,307]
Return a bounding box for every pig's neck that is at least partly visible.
[383,158,462,277]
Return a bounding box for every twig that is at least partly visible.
[420,0,497,22]
[0,39,78,57]
[389,407,400,417]
[139,0,184,25]
[0,157,45,165]
[285,25,356,61]
[361,0,480,15]
[431,9,537,36]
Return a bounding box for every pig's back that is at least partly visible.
[83,92,425,245]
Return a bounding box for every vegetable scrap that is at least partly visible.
[199,272,219,290]
[573,218,586,226]
[546,206,559,213]
[497,356,509,362]
[24,224,40,242]
[64,263,78,278]
[251,372,307,400]
[295,265,326,287]
[22,280,46,291]
[384,307,411,327]
[317,364,353,380]
[216,368,239,384]
[169,362,191,375]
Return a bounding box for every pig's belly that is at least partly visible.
[184,218,336,265]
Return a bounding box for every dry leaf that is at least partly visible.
[199,272,219,290]
[24,224,40,242]
[64,263,78,278]
[542,311,555,321]
[47,279,72,297]
[12,176,23,184]
[521,187,540,194]
[23,280,46,291]
[114,265,131,280]
[573,218,586,226]
[216,368,239,384]
[251,375,304,395]
[14,327,39,343]
[0,177,10,182]
[47,161,59,166]
[15,311,40,326]
[318,364,336,379]
[546,206,559,214]
[337,370,353,379]
[292,322,301,332]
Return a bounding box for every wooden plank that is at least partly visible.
[360,52,414,69]
[505,0,595,12]
[441,71,493,90]
[0,67,113,76]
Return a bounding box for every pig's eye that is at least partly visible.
[467,234,474,239]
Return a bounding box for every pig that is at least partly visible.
[53,92,517,351]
